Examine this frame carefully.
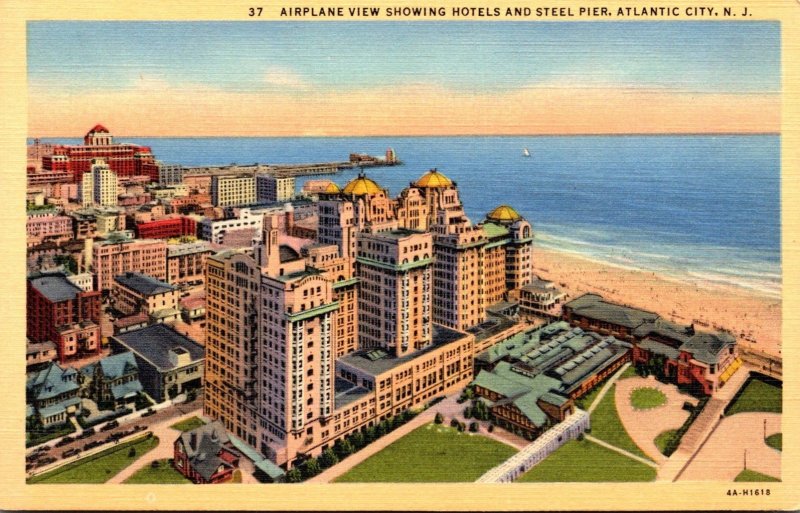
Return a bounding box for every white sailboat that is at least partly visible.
[523,147,531,158]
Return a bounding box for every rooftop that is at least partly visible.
[334,377,371,410]
[414,168,453,188]
[113,324,204,371]
[114,272,176,296]
[29,274,83,303]
[338,324,469,376]
[565,293,659,329]
[178,420,239,482]
[680,331,736,365]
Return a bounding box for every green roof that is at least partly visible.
[482,222,510,239]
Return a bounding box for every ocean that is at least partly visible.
[35,135,781,298]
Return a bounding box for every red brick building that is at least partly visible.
[41,125,159,183]
[27,273,102,363]
[136,216,197,240]
[173,421,241,484]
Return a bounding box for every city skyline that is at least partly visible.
[28,21,780,137]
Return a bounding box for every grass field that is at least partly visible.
[590,384,653,461]
[654,429,680,455]
[334,423,516,482]
[170,416,206,432]
[734,469,780,482]
[630,387,667,410]
[28,435,159,484]
[618,365,638,380]
[124,459,191,484]
[726,378,782,416]
[765,433,782,451]
[517,439,656,482]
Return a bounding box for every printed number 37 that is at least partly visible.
[249,7,262,16]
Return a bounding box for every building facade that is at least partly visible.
[80,158,119,207]
[27,273,102,363]
[256,174,295,203]
[211,175,257,207]
[92,238,167,291]
[41,125,158,183]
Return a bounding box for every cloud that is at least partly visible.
[27,81,779,137]
[263,67,311,91]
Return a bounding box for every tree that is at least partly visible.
[469,422,479,433]
[301,458,321,479]
[319,448,339,469]
[434,412,444,424]
[350,431,365,449]
[285,467,303,483]
[168,385,179,399]
[128,447,137,458]
[334,438,354,459]
[463,406,473,419]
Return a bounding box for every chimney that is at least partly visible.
[84,238,93,271]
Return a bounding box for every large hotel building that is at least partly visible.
[40,125,159,183]
[204,169,535,468]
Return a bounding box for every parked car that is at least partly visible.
[83,439,104,451]
[100,420,119,432]
[62,448,81,458]
[55,436,74,448]
[141,408,156,417]
[37,456,57,467]
[76,427,95,439]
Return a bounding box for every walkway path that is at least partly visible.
[309,394,492,483]
[657,365,752,481]
[588,363,631,414]
[106,408,202,484]
[614,376,695,464]
[585,434,659,469]
[677,412,781,481]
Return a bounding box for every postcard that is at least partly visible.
[1,0,798,510]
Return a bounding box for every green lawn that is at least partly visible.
[124,459,192,484]
[726,378,782,416]
[654,429,680,456]
[517,439,656,482]
[734,469,780,482]
[28,435,159,484]
[170,416,206,432]
[590,384,653,461]
[630,387,667,410]
[618,365,639,380]
[765,433,782,451]
[334,423,516,482]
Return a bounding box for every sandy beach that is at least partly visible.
[533,247,781,358]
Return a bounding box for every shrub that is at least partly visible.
[487,424,494,433]
[682,401,695,412]
[319,448,339,469]
[350,431,365,449]
[434,412,444,424]
[151,460,161,468]
[285,467,303,483]
[450,419,460,428]
[128,447,136,458]
[301,458,321,479]
[577,433,585,441]
[469,422,479,433]
[463,406,473,418]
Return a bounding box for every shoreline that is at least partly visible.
[533,246,781,358]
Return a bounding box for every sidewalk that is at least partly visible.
[106,408,202,484]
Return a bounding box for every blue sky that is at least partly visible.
[28,21,780,94]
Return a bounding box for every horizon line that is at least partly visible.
[29,131,782,140]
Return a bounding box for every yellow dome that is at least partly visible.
[343,174,382,196]
[415,168,453,188]
[487,205,522,222]
[323,182,341,194]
